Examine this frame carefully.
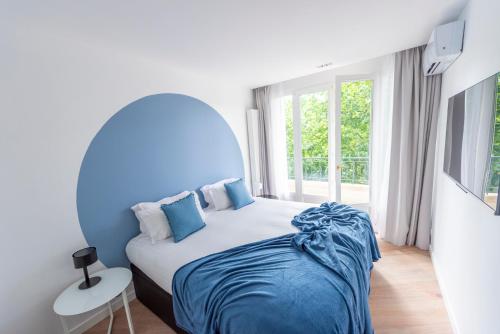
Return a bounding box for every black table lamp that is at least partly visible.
[72,247,101,290]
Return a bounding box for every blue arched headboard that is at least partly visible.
[77,93,244,268]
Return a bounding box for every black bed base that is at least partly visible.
[130,263,188,334]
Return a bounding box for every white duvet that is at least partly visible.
[126,198,312,294]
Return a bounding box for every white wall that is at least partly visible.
[432,0,500,333]
[0,22,253,334]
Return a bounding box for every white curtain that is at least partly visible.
[269,84,290,199]
[370,54,395,237]
[460,75,497,195]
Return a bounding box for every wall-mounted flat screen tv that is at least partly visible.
[443,72,500,213]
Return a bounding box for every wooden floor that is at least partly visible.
[370,241,451,334]
[86,240,451,334]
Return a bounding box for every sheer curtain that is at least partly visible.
[254,84,289,199]
[269,84,290,199]
[370,54,395,237]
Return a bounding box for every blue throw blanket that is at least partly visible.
[172,202,381,334]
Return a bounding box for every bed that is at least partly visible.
[76,93,379,334]
[126,198,380,334]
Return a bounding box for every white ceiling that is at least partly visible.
[10,0,467,88]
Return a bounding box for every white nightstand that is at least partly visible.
[53,267,135,334]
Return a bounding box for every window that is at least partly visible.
[339,80,373,205]
[282,78,374,207]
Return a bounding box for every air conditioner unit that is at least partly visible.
[423,20,465,76]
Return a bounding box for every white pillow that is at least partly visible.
[131,191,205,243]
[208,183,233,210]
[201,178,238,208]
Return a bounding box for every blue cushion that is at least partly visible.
[160,193,206,242]
[224,179,255,210]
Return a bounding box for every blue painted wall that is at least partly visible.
[77,94,244,268]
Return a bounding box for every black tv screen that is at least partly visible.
[443,72,500,212]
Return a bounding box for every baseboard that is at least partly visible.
[69,286,136,334]
[430,251,460,334]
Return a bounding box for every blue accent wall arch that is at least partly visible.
[77,93,244,268]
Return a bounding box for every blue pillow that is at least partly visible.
[160,193,206,242]
[224,179,255,210]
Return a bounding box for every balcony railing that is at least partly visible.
[288,156,369,185]
[340,157,369,185]
[287,155,499,191]
[487,155,500,193]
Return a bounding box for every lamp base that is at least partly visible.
[78,276,101,290]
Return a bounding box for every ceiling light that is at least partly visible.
[317,62,333,69]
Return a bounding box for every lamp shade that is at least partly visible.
[72,247,98,269]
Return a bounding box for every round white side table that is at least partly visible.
[54,267,135,334]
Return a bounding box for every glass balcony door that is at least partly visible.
[284,87,333,203]
[335,77,373,210]
[283,79,373,206]
[299,90,331,203]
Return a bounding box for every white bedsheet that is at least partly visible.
[125,198,311,294]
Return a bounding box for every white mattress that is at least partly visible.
[126,198,311,294]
